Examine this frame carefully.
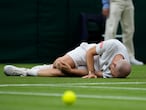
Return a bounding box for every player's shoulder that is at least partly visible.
[108,39,120,42]
[105,39,122,45]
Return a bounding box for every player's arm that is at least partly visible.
[64,68,88,76]
[83,46,98,78]
[86,46,97,73]
[95,71,103,78]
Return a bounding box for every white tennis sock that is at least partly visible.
[27,64,53,76]
[27,69,38,76]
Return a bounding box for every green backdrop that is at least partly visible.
[0,0,145,63]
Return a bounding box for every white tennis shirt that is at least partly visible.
[67,39,129,78]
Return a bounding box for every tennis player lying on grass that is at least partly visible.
[4,39,131,78]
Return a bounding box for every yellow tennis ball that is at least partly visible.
[62,90,76,105]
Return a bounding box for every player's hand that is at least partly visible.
[82,74,97,78]
[59,62,72,73]
[53,57,63,69]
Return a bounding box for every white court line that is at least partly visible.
[71,82,146,85]
[0,91,146,101]
[68,85,146,91]
[0,83,146,91]
[0,82,146,87]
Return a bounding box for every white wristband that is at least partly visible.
[88,71,95,75]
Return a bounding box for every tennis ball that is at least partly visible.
[62,90,76,105]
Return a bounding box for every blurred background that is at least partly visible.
[0,0,145,63]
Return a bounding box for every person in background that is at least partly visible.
[102,0,144,65]
[4,39,131,78]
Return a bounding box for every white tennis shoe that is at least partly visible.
[4,65,27,76]
[130,58,144,65]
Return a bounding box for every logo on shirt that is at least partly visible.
[100,41,104,48]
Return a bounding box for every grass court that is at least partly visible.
[0,64,146,110]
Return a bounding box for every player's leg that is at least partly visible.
[53,43,88,70]
[27,64,65,77]
[37,68,65,77]
[4,64,65,77]
[53,55,76,69]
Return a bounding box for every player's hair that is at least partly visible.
[116,60,131,78]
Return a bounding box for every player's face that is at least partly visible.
[109,63,120,77]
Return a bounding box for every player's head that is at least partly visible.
[110,59,131,78]
[115,59,131,78]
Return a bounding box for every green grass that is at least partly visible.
[0,64,146,110]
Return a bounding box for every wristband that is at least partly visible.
[88,71,95,75]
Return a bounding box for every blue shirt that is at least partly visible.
[102,0,109,9]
